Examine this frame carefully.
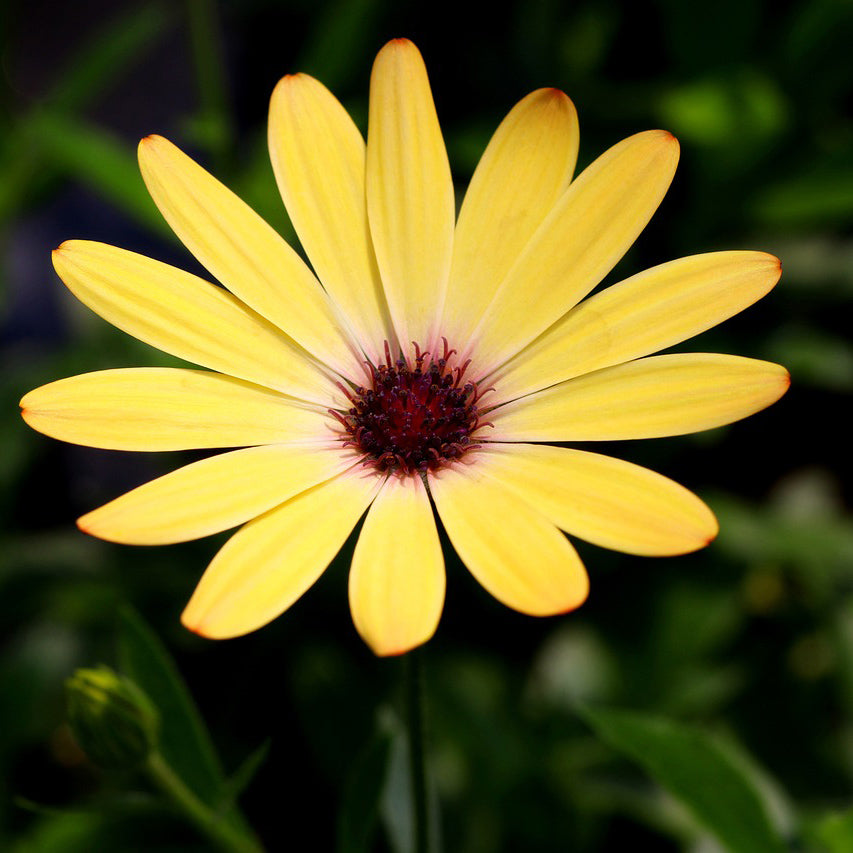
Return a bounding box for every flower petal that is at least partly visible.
[268,73,392,363]
[78,444,356,545]
[366,38,454,350]
[466,130,680,375]
[349,475,444,656]
[475,444,717,556]
[492,251,782,400]
[182,468,381,639]
[53,240,334,403]
[441,88,579,348]
[20,368,328,450]
[429,463,588,616]
[138,135,360,377]
[490,353,790,441]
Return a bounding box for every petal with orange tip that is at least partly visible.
[78,444,356,546]
[442,87,579,350]
[473,444,718,556]
[53,240,333,403]
[466,130,680,375]
[349,475,445,656]
[182,468,381,640]
[490,353,790,442]
[269,72,392,363]
[429,463,589,616]
[138,135,361,378]
[492,251,783,401]
[20,368,328,451]
[366,39,455,349]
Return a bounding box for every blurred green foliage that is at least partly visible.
[1,0,850,850]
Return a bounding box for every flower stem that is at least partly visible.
[146,751,263,852]
[404,649,430,853]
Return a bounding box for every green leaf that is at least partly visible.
[749,167,853,228]
[116,607,225,809]
[185,0,233,166]
[378,711,414,853]
[298,0,382,91]
[580,706,788,853]
[230,132,298,244]
[47,3,172,113]
[218,739,271,812]
[337,723,394,853]
[375,707,441,853]
[11,810,107,853]
[23,112,171,237]
[764,325,853,392]
[711,487,853,594]
[0,5,171,224]
[658,72,788,150]
[814,808,853,853]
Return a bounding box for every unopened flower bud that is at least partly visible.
[65,666,160,770]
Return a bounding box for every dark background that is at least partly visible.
[1,0,851,849]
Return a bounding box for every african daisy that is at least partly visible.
[20,39,789,655]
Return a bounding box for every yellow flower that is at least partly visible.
[20,39,789,656]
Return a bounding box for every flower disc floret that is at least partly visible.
[334,341,487,475]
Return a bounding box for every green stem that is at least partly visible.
[146,751,263,853]
[404,650,429,853]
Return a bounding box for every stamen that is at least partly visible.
[336,340,489,475]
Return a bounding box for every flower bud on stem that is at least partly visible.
[66,665,263,852]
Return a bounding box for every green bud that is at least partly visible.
[65,665,160,770]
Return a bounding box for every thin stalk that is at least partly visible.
[404,650,429,853]
[146,751,263,853]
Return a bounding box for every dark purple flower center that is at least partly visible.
[333,341,487,475]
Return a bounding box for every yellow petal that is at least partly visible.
[268,73,392,364]
[466,130,680,375]
[493,251,782,400]
[78,444,356,545]
[182,468,382,639]
[429,463,588,616]
[349,475,444,656]
[138,135,360,377]
[53,240,333,403]
[475,444,718,556]
[366,39,454,350]
[20,368,328,450]
[442,88,579,348]
[490,353,790,441]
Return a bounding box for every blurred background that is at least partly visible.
[1,0,851,850]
